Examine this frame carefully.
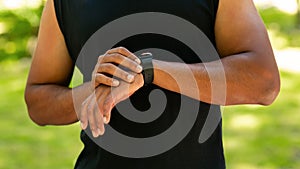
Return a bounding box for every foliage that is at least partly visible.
[297,0,300,28]
[258,7,300,49]
[0,2,299,62]
[0,2,300,169]
[0,3,43,61]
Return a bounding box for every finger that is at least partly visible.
[109,73,143,104]
[87,96,100,137]
[95,87,112,124]
[98,63,135,83]
[103,105,113,124]
[94,73,120,87]
[101,53,143,73]
[106,47,141,64]
[91,62,101,89]
[80,96,91,130]
[102,95,114,124]
[93,102,105,136]
[94,88,107,134]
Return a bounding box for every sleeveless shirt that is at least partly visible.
[53,0,225,168]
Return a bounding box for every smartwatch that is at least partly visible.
[139,52,154,86]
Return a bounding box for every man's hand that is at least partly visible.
[80,47,144,137]
[90,47,142,90]
[80,73,144,137]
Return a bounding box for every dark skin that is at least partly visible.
[25,0,280,137]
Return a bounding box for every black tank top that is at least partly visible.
[54,0,225,168]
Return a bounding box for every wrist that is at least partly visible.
[85,81,95,94]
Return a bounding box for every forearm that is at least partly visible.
[25,82,92,126]
[153,52,280,106]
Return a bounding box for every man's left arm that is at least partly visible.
[151,0,280,106]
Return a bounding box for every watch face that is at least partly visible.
[140,52,153,57]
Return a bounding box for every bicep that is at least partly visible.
[27,0,74,87]
[213,0,280,105]
[215,0,273,60]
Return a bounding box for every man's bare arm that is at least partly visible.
[151,0,280,105]
[25,0,143,126]
[24,0,92,126]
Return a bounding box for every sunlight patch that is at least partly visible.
[233,163,261,169]
[254,0,298,14]
[1,0,43,10]
[230,114,260,130]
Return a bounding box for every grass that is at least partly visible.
[0,59,82,169]
[223,70,300,169]
[0,59,300,169]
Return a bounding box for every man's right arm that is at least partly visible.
[25,0,91,126]
[25,0,143,126]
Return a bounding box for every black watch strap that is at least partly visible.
[139,52,154,86]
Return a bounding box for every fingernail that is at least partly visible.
[135,58,141,64]
[103,116,107,123]
[112,80,119,86]
[127,74,134,81]
[98,129,103,135]
[92,131,98,138]
[136,65,143,72]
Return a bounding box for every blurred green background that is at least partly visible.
[0,0,299,169]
